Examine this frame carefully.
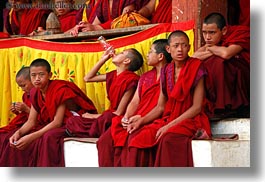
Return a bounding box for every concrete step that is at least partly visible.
[192,140,250,167]
[210,118,250,140]
[64,118,251,167]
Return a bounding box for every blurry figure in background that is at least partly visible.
[30,0,78,36]
[137,0,172,23]
[4,0,51,36]
[70,0,135,36]
[227,0,250,26]
[54,0,77,33]
[75,0,100,25]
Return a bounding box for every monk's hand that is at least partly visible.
[9,131,21,148]
[102,46,115,60]
[10,102,19,115]
[13,134,34,150]
[155,125,170,141]
[121,117,130,129]
[81,23,95,32]
[127,116,142,134]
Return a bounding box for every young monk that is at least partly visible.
[54,0,78,33]
[0,67,33,163]
[65,46,143,138]
[97,39,172,167]
[192,12,250,120]
[0,67,33,133]
[112,30,211,167]
[0,58,97,167]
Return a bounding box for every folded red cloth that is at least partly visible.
[0,32,10,39]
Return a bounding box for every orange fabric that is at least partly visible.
[111,12,151,29]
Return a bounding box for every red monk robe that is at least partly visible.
[0,92,31,133]
[75,0,100,24]
[0,80,97,167]
[65,70,139,138]
[98,68,160,166]
[151,0,172,23]
[113,59,211,167]
[0,92,31,163]
[203,25,250,118]
[96,0,135,29]
[58,10,78,32]
[4,8,50,35]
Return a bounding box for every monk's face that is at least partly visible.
[54,0,73,16]
[30,66,52,92]
[147,44,160,66]
[167,35,190,62]
[202,23,226,46]
[16,76,34,94]
[111,50,130,66]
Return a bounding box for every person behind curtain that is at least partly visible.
[136,0,172,23]
[4,0,51,36]
[70,0,135,36]
[192,12,250,120]
[0,58,97,166]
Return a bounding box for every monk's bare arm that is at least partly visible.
[83,47,114,82]
[138,0,156,18]
[167,77,204,128]
[113,87,136,116]
[207,44,243,60]
[123,85,140,118]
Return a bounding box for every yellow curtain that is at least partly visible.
[0,22,194,127]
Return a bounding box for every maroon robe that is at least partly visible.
[75,0,100,24]
[0,92,31,133]
[99,68,161,167]
[239,0,250,26]
[0,92,31,163]
[203,25,250,117]
[96,0,135,29]
[58,10,78,32]
[0,80,97,167]
[112,59,211,167]
[65,70,139,138]
[151,0,172,23]
[4,8,50,35]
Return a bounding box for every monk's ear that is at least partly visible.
[222,26,227,35]
[166,45,170,53]
[123,58,131,66]
[48,72,53,79]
